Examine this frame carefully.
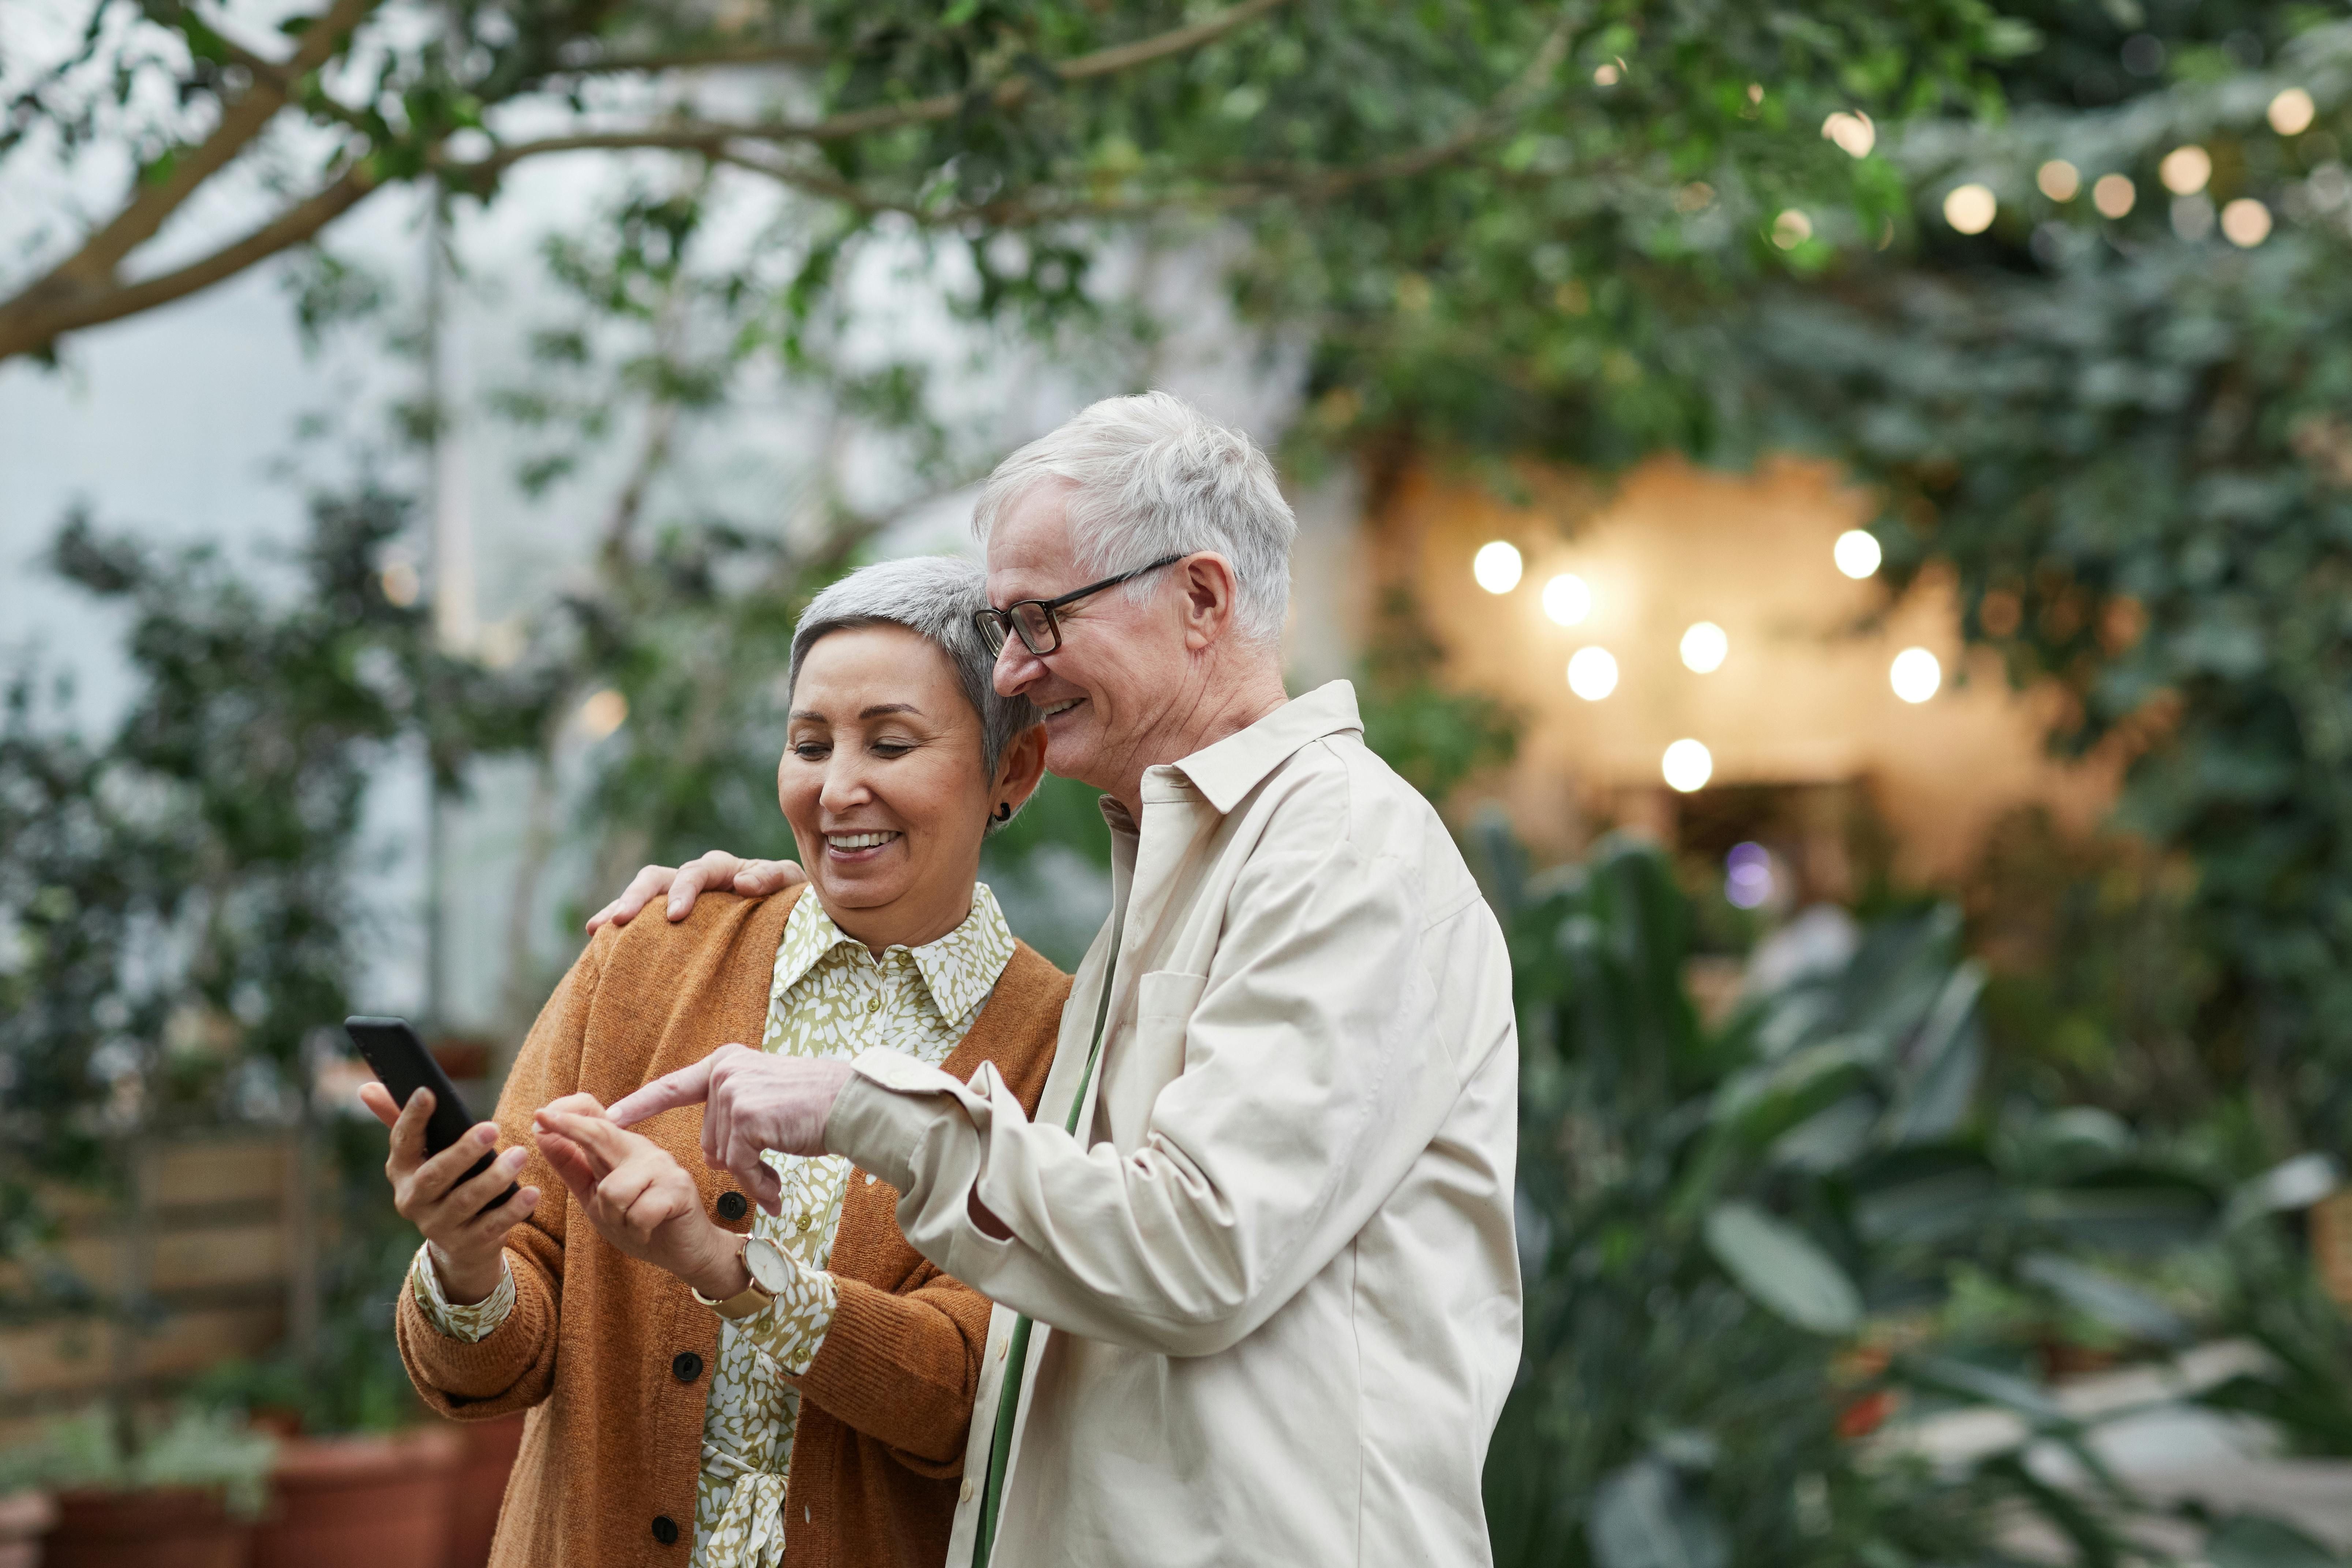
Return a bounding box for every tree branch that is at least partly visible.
[0,0,381,361]
[532,39,835,78]
[465,0,1292,174]
[60,0,379,282]
[0,163,379,360]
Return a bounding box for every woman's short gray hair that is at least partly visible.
[970,391,1295,643]
[786,556,1038,820]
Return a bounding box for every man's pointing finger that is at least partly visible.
[607,1058,715,1127]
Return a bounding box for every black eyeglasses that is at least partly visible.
[971,553,1186,657]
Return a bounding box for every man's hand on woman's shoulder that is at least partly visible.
[584,850,805,933]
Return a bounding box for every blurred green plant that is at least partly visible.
[0,1406,278,1515]
[0,488,553,1427]
[1484,830,2340,1568]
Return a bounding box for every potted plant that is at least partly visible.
[5,1405,276,1568]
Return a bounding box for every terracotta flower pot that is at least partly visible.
[441,1413,527,1568]
[251,1428,462,1568]
[0,1490,57,1568]
[44,1485,251,1568]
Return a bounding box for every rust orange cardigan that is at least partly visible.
[395,886,1068,1568]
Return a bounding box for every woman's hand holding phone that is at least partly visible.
[361,1082,541,1306]
[532,1096,750,1302]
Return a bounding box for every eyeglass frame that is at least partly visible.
[971,553,1188,658]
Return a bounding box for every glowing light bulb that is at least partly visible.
[2037,160,2081,201]
[2221,198,2273,247]
[580,688,630,738]
[1567,647,1619,701]
[1890,648,1941,704]
[1541,573,1592,625]
[1834,529,1883,579]
[2270,87,2316,136]
[1662,739,1713,793]
[1680,622,1728,674]
[1943,183,1997,235]
[2159,145,2211,195]
[1472,541,1523,594]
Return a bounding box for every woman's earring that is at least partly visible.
[993,802,1013,823]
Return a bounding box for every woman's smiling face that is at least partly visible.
[780,624,1031,951]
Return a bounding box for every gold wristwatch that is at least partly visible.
[693,1235,791,1320]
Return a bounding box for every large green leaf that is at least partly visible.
[2017,1253,2191,1346]
[1702,1201,1861,1335]
[2206,1513,2344,1568]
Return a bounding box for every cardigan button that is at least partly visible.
[671,1351,704,1383]
[716,1191,749,1222]
[651,1515,680,1546]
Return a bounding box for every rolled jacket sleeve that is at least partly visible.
[823,838,1468,1358]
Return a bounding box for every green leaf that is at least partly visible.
[2206,1513,2344,1568]
[2224,1155,2339,1229]
[1703,1201,1861,1335]
[2017,1253,2190,1345]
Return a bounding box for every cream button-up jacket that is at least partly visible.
[825,680,1522,1567]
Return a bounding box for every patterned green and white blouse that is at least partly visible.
[410,883,1015,1568]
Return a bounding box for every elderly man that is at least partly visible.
[598,392,1520,1567]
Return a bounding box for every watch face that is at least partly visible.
[744,1237,793,1296]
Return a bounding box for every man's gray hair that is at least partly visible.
[971,391,1296,643]
[786,556,1037,819]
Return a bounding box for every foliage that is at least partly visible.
[0,1406,278,1513]
[1741,16,2352,1156]
[1484,832,2336,1568]
[1,0,2022,367]
[1355,588,1523,807]
[0,489,551,1428]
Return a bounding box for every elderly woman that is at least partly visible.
[359,555,1067,1568]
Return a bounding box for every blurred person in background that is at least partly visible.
[596,392,1523,1568]
[362,555,1066,1568]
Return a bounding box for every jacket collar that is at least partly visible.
[768,880,1015,1026]
[1154,680,1364,816]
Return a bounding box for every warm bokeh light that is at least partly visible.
[1662,739,1714,793]
[2159,145,2211,195]
[1541,573,1592,625]
[1821,111,1875,159]
[2221,198,2273,247]
[1593,61,1621,87]
[1680,621,1729,674]
[1833,529,1882,579]
[2037,160,2081,201]
[380,560,421,607]
[1943,184,1997,234]
[2270,87,2317,136]
[580,688,630,738]
[1567,647,1619,701]
[2093,173,2137,218]
[1772,210,1813,249]
[1890,648,1941,704]
[1472,540,1523,594]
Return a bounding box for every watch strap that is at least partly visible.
[692,1236,777,1320]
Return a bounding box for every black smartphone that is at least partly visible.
[344,1015,520,1215]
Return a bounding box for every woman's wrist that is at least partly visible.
[681,1225,752,1301]
[426,1241,506,1306]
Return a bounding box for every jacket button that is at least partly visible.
[671,1351,703,1383]
[716,1191,748,1221]
[651,1515,679,1546]
[959,1479,974,1504]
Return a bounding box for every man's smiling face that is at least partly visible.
[983,482,1186,797]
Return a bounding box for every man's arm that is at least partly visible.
[830,842,1497,1356]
